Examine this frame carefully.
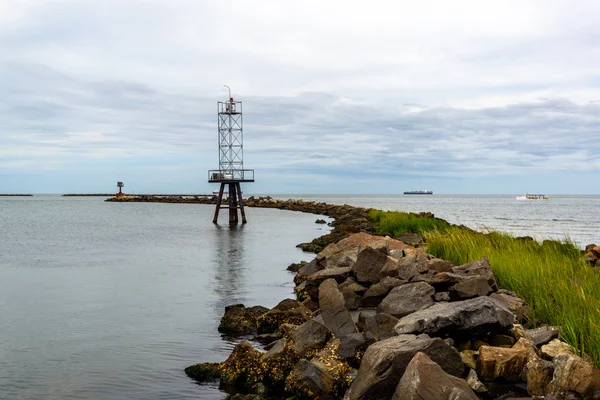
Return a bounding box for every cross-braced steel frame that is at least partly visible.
[218,100,243,175]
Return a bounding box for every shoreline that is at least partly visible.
[106,194,600,399]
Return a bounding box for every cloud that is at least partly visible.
[1,0,600,193]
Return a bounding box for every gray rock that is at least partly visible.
[341,289,362,310]
[319,278,358,337]
[353,247,397,283]
[426,258,454,273]
[287,359,334,399]
[365,312,399,340]
[262,338,286,362]
[452,257,498,291]
[525,325,560,347]
[346,334,464,400]
[378,276,406,289]
[291,319,331,357]
[338,332,370,359]
[394,296,515,337]
[434,292,450,302]
[449,276,493,300]
[490,291,530,322]
[356,309,377,331]
[392,352,479,400]
[361,283,390,308]
[218,304,269,334]
[396,255,430,280]
[377,282,435,318]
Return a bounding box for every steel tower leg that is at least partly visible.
[228,183,238,224]
[236,182,247,224]
[213,183,225,224]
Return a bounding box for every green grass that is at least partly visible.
[369,209,451,236]
[370,211,600,367]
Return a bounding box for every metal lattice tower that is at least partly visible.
[208,86,254,224]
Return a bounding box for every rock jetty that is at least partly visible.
[182,200,600,400]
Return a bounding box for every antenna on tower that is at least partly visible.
[208,87,255,224]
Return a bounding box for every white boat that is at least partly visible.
[516,193,548,200]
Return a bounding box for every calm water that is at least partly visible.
[1,194,599,400]
[0,196,329,400]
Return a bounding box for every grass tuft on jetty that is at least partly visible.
[368,209,451,236]
[371,210,600,368]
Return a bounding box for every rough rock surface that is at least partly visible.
[477,345,527,381]
[291,319,331,358]
[525,325,560,347]
[352,247,397,283]
[218,304,269,334]
[347,334,463,400]
[394,296,515,337]
[452,257,498,291]
[547,353,600,400]
[319,278,358,338]
[449,276,493,300]
[377,282,435,318]
[392,352,479,400]
[257,299,313,333]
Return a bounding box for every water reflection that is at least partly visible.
[211,224,248,310]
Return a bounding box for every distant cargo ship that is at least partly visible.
[403,190,433,195]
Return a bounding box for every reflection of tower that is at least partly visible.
[212,224,247,309]
[208,86,254,224]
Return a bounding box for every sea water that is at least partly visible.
[1,194,598,400]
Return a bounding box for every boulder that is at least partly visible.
[452,257,499,291]
[378,276,406,289]
[346,334,464,400]
[461,350,478,370]
[426,258,454,273]
[317,232,377,269]
[319,278,358,337]
[285,359,335,399]
[477,345,528,382]
[184,362,221,382]
[360,284,389,308]
[365,312,399,340]
[525,325,560,347]
[541,339,574,360]
[392,352,479,400]
[448,276,493,300]
[547,353,600,400]
[434,292,450,302]
[353,247,397,283]
[377,282,435,318]
[304,267,352,298]
[341,289,362,311]
[430,272,470,291]
[394,296,515,337]
[257,299,313,333]
[291,319,331,358]
[396,254,430,280]
[523,352,554,397]
[337,332,370,360]
[466,368,488,393]
[489,290,530,323]
[218,304,269,334]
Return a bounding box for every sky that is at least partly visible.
[1,0,599,194]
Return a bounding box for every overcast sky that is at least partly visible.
[1,0,599,194]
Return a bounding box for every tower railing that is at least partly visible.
[208,169,254,182]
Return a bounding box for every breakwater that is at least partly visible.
[0,194,33,196]
[108,195,600,398]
